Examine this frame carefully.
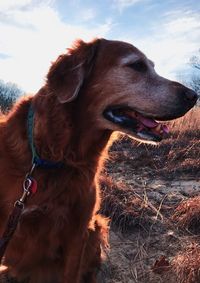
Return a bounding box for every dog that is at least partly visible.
[0,38,197,283]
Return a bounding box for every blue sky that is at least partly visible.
[0,0,200,92]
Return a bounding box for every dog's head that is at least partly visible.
[47,38,198,143]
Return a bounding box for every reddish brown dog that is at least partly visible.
[0,38,197,283]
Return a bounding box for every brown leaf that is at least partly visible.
[152,255,171,274]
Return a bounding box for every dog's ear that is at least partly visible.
[47,39,100,103]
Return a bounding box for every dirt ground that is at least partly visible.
[100,177,200,283]
[98,135,200,283]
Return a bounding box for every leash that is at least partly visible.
[0,104,63,264]
[0,164,37,264]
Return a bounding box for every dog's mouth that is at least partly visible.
[103,106,169,142]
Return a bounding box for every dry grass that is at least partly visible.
[172,196,200,235]
[172,243,200,283]
[100,175,155,233]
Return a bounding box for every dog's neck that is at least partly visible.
[33,89,112,168]
[4,89,112,175]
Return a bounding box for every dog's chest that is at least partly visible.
[21,180,96,230]
[5,183,97,270]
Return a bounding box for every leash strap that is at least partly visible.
[0,170,36,264]
[0,204,23,263]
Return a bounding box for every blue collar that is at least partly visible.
[27,105,63,169]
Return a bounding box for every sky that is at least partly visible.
[0,0,200,93]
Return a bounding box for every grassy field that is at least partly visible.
[99,106,200,283]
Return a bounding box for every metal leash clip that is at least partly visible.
[14,178,33,209]
[14,163,36,209]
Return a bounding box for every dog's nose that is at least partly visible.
[173,82,198,104]
[184,88,198,103]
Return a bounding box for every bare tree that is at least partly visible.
[0,80,23,113]
[190,50,200,71]
[188,50,200,95]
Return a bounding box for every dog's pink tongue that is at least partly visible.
[136,113,169,135]
[136,113,158,128]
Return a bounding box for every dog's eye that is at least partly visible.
[128,60,148,72]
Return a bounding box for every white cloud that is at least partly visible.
[164,11,200,35]
[0,0,32,11]
[113,0,145,11]
[80,8,96,21]
[0,2,112,92]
